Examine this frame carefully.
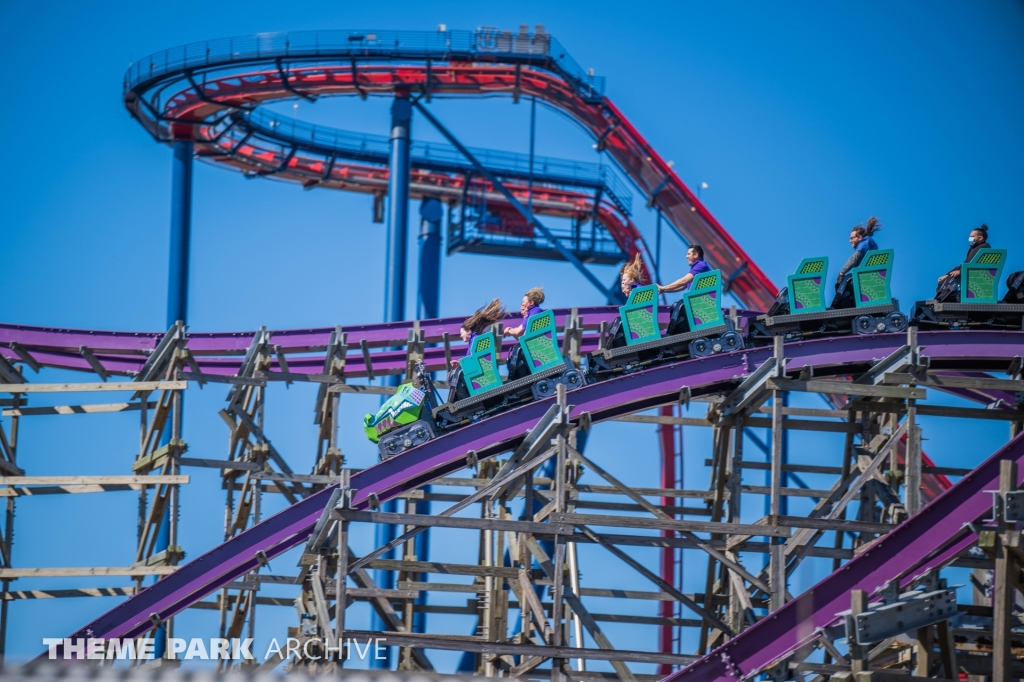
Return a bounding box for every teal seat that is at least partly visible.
[683,269,726,332]
[961,248,1007,304]
[851,249,895,307]
[620,285,661,346]
[519,310,565,373]
[459,332,502,397]
[787,257,829,314]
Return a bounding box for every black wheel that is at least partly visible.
[689,338,712,357]
[532,378,555,400]
[719,331,743,352]
[853,316,874,335]
[886,311,908,332]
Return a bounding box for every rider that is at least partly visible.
[938,224,990,288]
[658,245,710,295]
[831,217,881,309]
[503,287,545,339]
[603,254,647,349]
[836,217,881,285]
[619,253,646,296]
[449,299,508,401]
[452,299,507,366]
[503,287,545,380]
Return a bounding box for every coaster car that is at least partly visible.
[437,310,583,424]
[585,269,743,379]
[911,249,1024,330]
[747,250,908,342]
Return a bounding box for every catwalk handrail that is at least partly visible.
[124,29,605,102]
[39,329,1024,658]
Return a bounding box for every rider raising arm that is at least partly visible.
[658,245,710,294]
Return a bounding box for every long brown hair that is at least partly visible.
[620,253,645,286]
[462,299,507,334]
[852,216,882,238]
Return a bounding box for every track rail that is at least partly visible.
[42,329,1022,656]
[123,29,778,309]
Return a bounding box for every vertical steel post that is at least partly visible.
[372,94,412,668]
[412,197,442,634]
[166,141,193,331]
[527,97,536,214]
[384,94,412,325]
[417,198,443,320]
[655,209,663,284]
[155,139,193,658]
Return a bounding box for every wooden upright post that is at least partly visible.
[993,460,1017,682]
[769,335,786,612]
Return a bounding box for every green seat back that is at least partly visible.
[620,285,661,346]
[459,332,502,396]
[519,310,564,373]
[851,249,894,308]
[683,270,726,332]
[961,248,1007,304]
[786,257,829,314]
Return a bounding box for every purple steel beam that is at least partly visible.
[665,430,1024,682]
[44,330,1023,659]
[0,310,761,379]
[0,308,624,355]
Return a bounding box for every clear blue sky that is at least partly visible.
[1,0,1023,671]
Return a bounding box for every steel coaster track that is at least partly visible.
[196,104,648,268]
[26,328,1021,660]
[123,28,778,309]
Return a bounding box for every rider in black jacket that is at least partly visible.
[936,224,990,298]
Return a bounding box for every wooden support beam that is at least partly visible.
[328,384,398,395]
[881,373,1024,392]
[727,416,861,433]
[0,381,186,394]
[766,378,926,400]
[0,475,188,486]
[550,512,791,538]
[2,401,156,417]
[0,567,178,578]
[611,414,711,427]
[179,457,262,471]
[340,629,696,666]
[1,587,137,600]
[78,347,110,381]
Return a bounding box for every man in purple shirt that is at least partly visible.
[658,245,711,294]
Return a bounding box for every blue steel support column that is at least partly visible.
[412,197,443,636]
[166,141,193,330]
[155,139,193,658]
[372,94,412,668]
[416,198,443,319]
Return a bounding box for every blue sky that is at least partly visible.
[1,0,1023,672]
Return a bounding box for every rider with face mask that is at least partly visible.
[939,224,990,285]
